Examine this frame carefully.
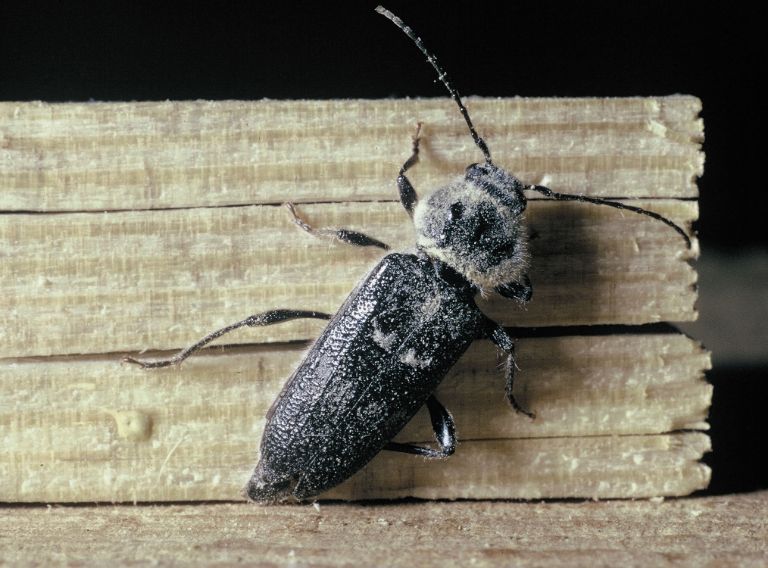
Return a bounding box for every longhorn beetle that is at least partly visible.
[125,6,692,502]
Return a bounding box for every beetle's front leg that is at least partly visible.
[495,274,533,303]
[124,309,331,369]
[396,122,422,216]
[488,324,536,419]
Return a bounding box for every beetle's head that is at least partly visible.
[413,162,530,289]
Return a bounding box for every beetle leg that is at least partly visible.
[488,325,536,419]
[495,274,533,303]
[384,394,456,458]
[284,202,390,250]
[123,309,331,369]
[397,122,422,216]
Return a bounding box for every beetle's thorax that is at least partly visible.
[412,163,530,290]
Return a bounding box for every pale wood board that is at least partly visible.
[0,97,703,211]
[2,492,766,567]
[0,97,708,503]
[2,199,697,357]
[1,334,710,502]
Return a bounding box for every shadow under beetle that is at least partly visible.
[125,6,692,502]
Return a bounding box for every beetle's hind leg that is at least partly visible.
[123,309,331,369]
[285,203,390,250]
[384,395,456,458]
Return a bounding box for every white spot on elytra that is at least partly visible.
[399,348,432,369]
[372,326,396,351]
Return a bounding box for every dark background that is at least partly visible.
[1,1,761,250]
[1,1,764,494]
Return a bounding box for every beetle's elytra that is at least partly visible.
[125,6,692,502]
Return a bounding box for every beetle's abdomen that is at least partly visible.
[245,253,485,502]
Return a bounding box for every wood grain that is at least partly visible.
[2,493,766,567]
[0,97,702,211]
[1,334,710,502]
[2,199,697,357]
[0,98,707,503]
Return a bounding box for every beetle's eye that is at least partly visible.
[448,202,464,221]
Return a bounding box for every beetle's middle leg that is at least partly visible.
[124,309,331,369]
[384,394,456,458]
[285,203,390,250]
[488,324,536,419]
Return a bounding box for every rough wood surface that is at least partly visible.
[0,98,707,503]
[1,334,711,502]
[2,492,766,567]
[0,98,701,358]
[1,199,697,358]
[0,97,703,211]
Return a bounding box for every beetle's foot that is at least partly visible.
[517,407,536,420]
[122,355,177,369]
[509,396,536,420]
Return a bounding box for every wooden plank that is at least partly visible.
[0,97,707,504]
[0,97,703,212]
[1,199,697,358]
[3,493,766,566]
[0,334,711,502]
[329,433,710,501]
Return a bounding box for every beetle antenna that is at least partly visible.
[528,184,692,248]
[375,6,493,164]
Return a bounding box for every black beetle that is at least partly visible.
[125,6,691,502]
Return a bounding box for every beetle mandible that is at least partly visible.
[125,6,692,502]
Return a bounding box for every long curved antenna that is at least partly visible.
[375,6,493,164]
[528,184,692,248]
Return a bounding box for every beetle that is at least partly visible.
[125,6,692,502]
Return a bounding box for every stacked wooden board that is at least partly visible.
[0,97,709,502]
